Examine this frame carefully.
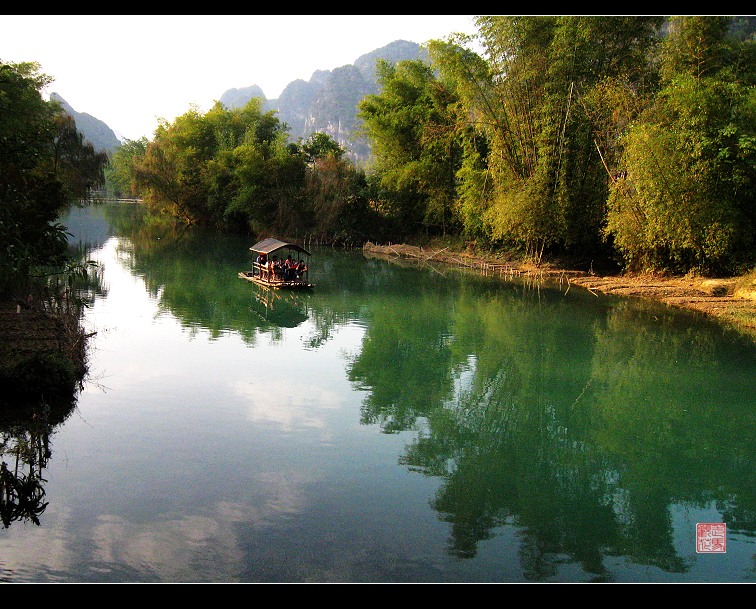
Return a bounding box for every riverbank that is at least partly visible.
[0,300,90,406]
[363,242,756,342]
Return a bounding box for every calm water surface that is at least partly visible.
[1,202,754,583]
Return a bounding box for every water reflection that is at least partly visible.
[0,400,75,528]
[0,206,109,530]
[38,201,756,582]
[349,277,755,578]
[249,286,310,329]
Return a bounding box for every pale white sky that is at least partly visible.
[1,14,479,142]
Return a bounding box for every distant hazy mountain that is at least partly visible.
[217,84,266,109]
[51,92,122,154]
[61,39,426,163]
[220,40,427,164]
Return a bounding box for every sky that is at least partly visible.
[1,14,480,142]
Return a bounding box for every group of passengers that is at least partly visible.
[255,253,307,282]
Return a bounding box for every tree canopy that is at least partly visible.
[107,16,755,275]
[0,60,108,298]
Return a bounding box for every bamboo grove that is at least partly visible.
[103,16,756,275]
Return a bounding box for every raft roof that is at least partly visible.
[249,238,312,257]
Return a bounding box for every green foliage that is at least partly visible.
[454,149,492,242]
[104,137,148,199]
[461,16,753,272]
[660,16,731,81]
[0,60,106,400]
[304,154,386,244]
[52,15,753,276]
[429,17,663,257]
[132,100,316,235]
[299,132,346,162]
[0,60,107,298]
[607,18,756,274]
[357,58,466,236]
[131,99,376,239]
[48,113,109,200]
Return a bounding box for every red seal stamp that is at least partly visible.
[696,523,726,553]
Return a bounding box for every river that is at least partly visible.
[0,201,753,583]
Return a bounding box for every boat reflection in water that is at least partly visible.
[249,284,310,328]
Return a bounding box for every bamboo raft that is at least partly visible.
[239,237,315,290]
[238,271,314,290]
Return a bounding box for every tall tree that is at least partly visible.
[357,58,464,237]
[134,99,309,235]
[105,137,148,199]
[0,60,107,299]
[605,16,756,273]
[432,16,663,260]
